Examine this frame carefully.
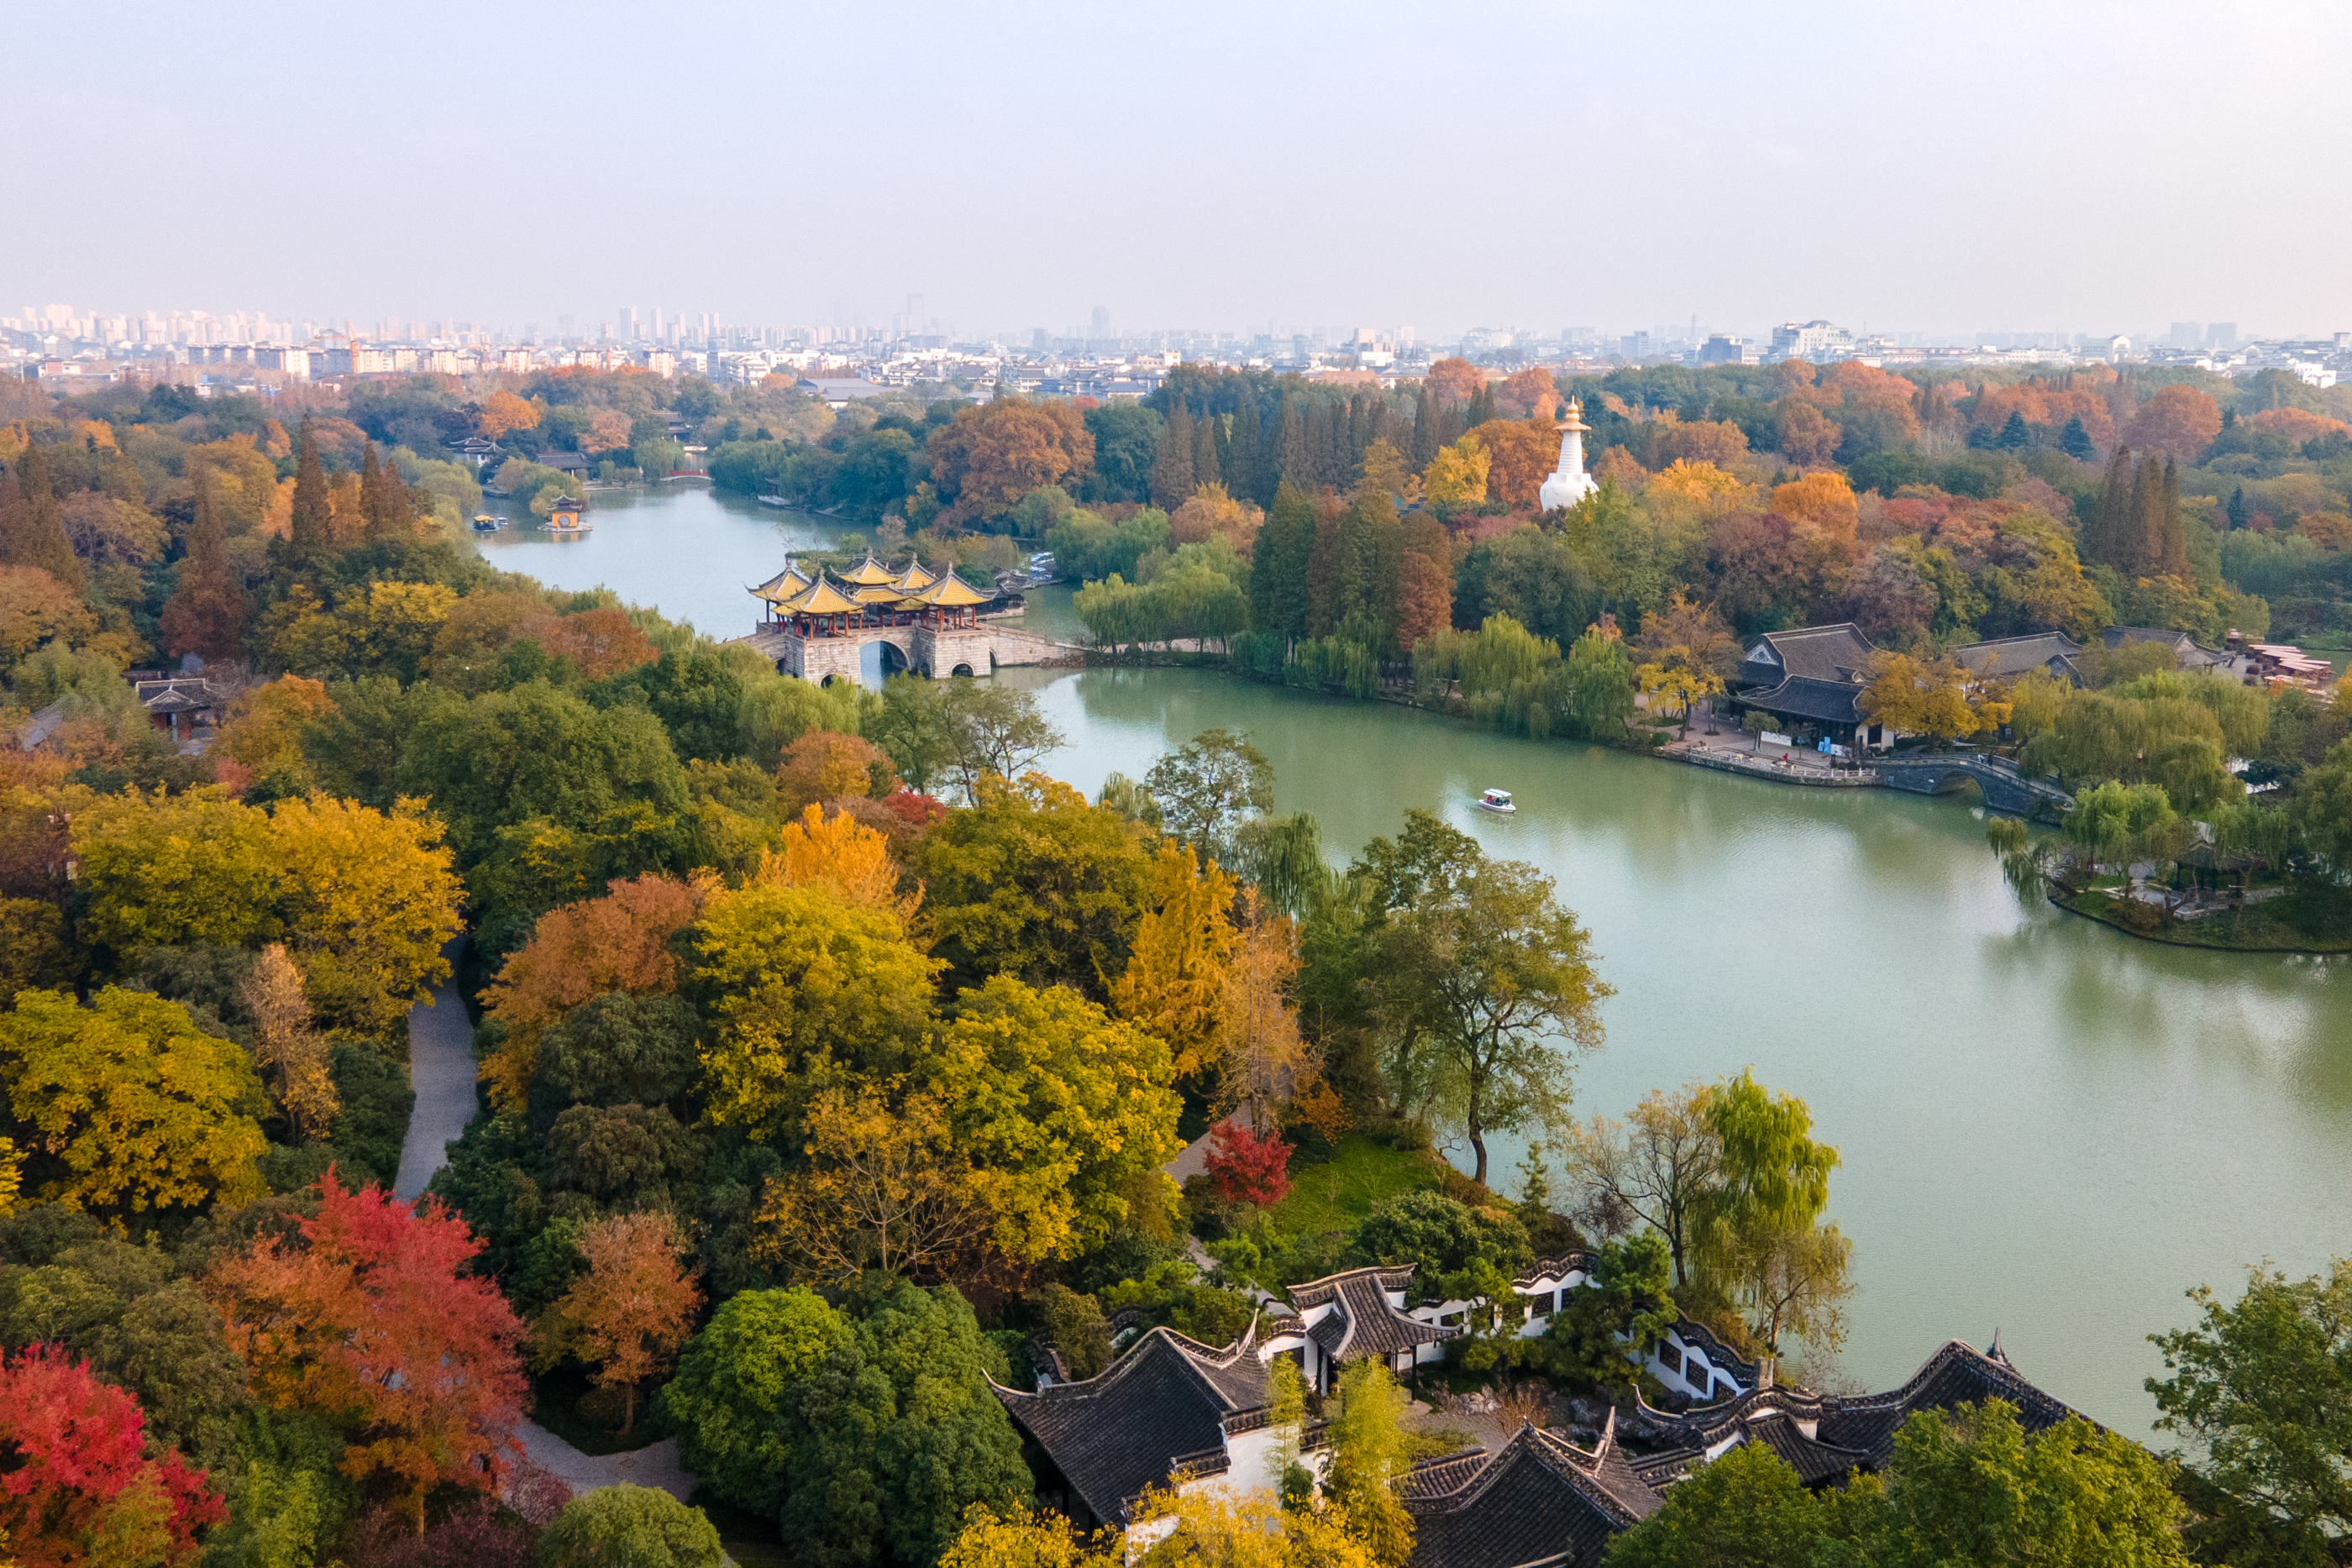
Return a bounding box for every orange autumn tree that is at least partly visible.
[475,390,540,439]
[205,1175,528,1530]
[1423,357,1484,407]
[478,874,705,1109]
[2124,384,2223,462]
[1499,366,1558,418]
[1110,842,1236,1078]
[534,606,658,680]
[1395,512,1452,652]
[1466,419,1562,510]
[926,398,1095,525]
[533,1212,702,1435]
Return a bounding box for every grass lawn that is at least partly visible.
[2056,886,2352,952]
[1269,1132,1446,1238]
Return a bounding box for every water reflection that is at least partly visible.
[1025,665,2352,1437]
[482,491,2352,1435]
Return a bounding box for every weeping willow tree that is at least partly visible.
[1412,613,1564,737]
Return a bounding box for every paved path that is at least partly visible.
[398,941,696,1504]
[394,937,478,1203]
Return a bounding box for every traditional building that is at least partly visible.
[996,1250,2079,1568]
[1951,632,2085,686]
[993,1323,1294,1535]
[1263,1266,1455,1392]
[748,553,1010,681]
[1399,1336,2076,1568]
[1730,622,1892,750]
[1402,1418,1662,1568]
[1539,398,1599,511]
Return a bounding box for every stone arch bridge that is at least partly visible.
[1873,753,2074,819]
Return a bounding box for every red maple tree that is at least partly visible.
[0,1345,223,1567]
[203,1172,528,1529]
[1205,1121,1293,1208]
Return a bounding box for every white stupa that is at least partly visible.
[1538,396,1598,511]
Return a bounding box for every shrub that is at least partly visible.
[535,1484,725,1568]
[1205,1122,1291,1208]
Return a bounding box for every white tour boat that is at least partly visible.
[1475,788,1516,814]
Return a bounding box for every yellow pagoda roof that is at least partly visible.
[849,581,909,606]
[891,559,937,594]
[750,560,813,603]
[781,575,861,616]
[840,552,897,586]
[912,570,990,609]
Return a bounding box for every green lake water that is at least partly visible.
[471,486,2352,1436]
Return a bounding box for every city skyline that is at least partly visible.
[6,2,2347,337]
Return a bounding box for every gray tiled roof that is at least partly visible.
[1636,1338,2075,1476]
[1738,674,1866,726]
[1740,623,1877,685]
[1951,632,2084,680]
[1288,1267,1453,1361]
[1404,1424,1660,1568]
[992,1326,1268,1525]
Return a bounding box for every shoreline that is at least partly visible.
[2047,888,2352,956]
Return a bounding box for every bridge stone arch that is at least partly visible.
[1875,754,2073,820]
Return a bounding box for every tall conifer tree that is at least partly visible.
[1251,480,1317,641]
[0,446,84,591]
[159,470,246,663]
[2082,447,2131,569]
[1192,410,1221,491]
[290,417,332,559]
[1151,400,1195,510]
[1278,396,1310,493]
[1411,384,1440,474]
[1229,393,1264,506]
[1304,492,1346,637]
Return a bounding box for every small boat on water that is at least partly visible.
[1475,788,1516,814]
[755,494,791,507]
[470,513,501,532]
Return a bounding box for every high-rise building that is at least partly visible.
[2208,323,2237,349]
[1090,305,1110,342]
[2169,322,2202,349]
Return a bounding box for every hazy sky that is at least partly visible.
[8,1,2348,340]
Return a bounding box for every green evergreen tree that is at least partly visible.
[0,445,84,592]
[2157,457,2187,579]
[158,469,246,663]
[2082,447,2131,569]
[358,441,411,541]
[1252,480,1317,641]
[1996,410,2030,450]
[2059,414,2094,462]
[290,417,333,559]
[1192,407,1221,491]
[1411,383,1440,473]
[782,1278,1031,1568]
[1467,382,1496,429]
[1278,394,1311,493]
[1150,399,1194,509]
[1229,391,1267,506]
[2226,485,2249,530]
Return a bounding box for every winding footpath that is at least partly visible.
[400,938,696,1503]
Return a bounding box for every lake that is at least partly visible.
[470,483,2352,1436]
